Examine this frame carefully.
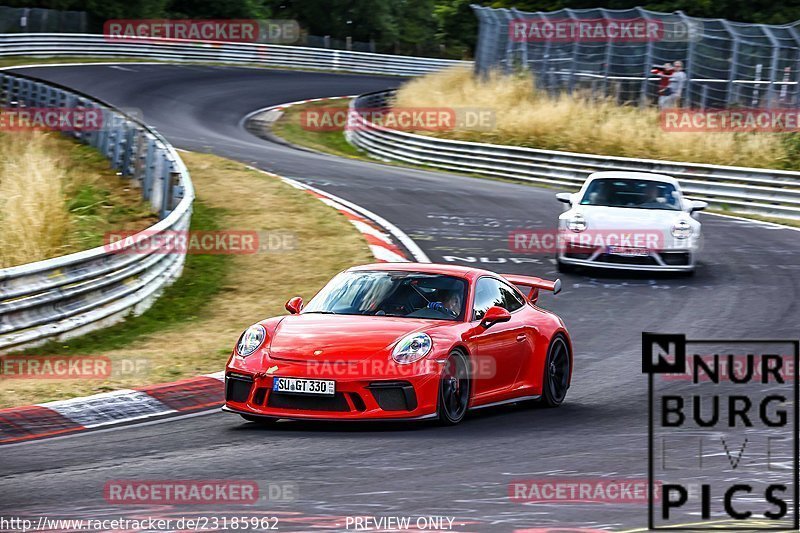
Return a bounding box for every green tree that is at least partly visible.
[393,0,439,55]
[167,0,272,19]
[269,0,396,45]
[434,0,479,57]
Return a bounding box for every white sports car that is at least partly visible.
[555,171,707,273]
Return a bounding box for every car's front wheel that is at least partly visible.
[437,350,471,425]
[541,335,571,407]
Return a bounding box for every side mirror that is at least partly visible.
[285,296,303,314]
[556,192,572,204]
[690,200,708,213]
[480,306,512,328]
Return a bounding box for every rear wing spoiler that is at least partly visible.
[502,274,562,304]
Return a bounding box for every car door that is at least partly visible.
[468,277,531,400]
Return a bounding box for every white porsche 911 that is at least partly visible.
[555,171,707,273]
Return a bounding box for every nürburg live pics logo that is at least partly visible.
[643,332,798,531]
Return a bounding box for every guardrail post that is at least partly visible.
[0,74,6,104]
[111,119,126,171]
[143,137,157,200]
[158,156,172,218]
[165,170,182,214]
[120,123,137,176]
[104,113,120,164]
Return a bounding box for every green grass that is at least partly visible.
[21,200,231,355]
[270,98,363,158]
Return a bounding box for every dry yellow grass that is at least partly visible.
[395,66,787,168]
[0,152,372,407]
[0,130,157,268]
[0,133,69,266]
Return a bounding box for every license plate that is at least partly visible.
[272,377,335,396]
[608,246,649,257]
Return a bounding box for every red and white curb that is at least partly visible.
[0,372,224,444]
[277,175,429,263]
[240,94,357,129]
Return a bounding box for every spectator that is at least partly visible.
[654,62,673,108]
[662,60,687,108]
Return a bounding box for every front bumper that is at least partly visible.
[558,245,696,271]
[223,360,441,421]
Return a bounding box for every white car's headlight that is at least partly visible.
[671,219,693,239]
[392,333,432,364]
[568,213,587,233]
[236,325,266,357]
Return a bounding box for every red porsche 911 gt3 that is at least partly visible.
[223,263,572,426]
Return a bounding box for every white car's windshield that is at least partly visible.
[303,271,467,320]
[580,178,682,211]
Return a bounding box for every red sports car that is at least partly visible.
[223,263,572,425]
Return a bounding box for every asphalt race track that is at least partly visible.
[2,64,799,531]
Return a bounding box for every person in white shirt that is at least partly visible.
[660,60,686,108]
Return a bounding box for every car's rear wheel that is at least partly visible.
[437,350,471,425]
[240,414,278,425]
[541,335,571,407]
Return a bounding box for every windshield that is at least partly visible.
[580,178,682,211]
[302,271,467,321]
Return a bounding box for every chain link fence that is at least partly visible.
[472,4,800,109]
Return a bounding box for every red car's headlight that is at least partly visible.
[236,325,266,357]
[392,333,432,364]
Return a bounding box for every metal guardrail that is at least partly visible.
[0,33,466,76]
[0,72,194,351]
[347,90,800,220]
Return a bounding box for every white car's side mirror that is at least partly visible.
[690,200,708,213]
[556,192,572,204]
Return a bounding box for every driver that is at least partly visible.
[640,182,663,207]
[427,290,462,318]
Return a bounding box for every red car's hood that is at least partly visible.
[267,314,442,362]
